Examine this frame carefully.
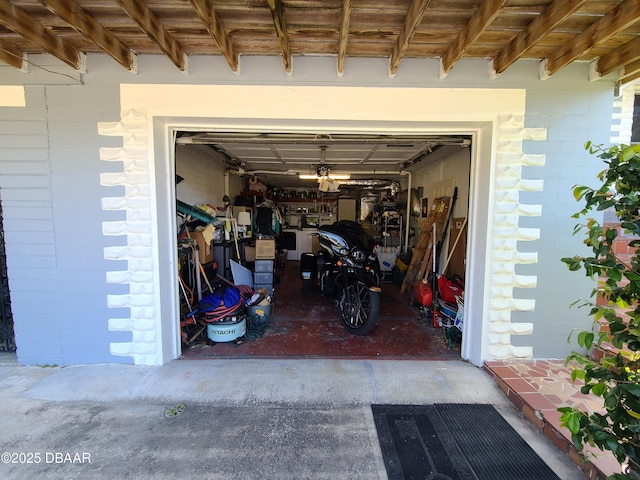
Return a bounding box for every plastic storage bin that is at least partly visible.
[254,259,274,272]
[254,283,274,295]
[254,272,274,284]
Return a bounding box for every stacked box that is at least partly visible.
[255,239,276,259]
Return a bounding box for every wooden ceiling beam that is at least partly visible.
[389,0,433,77]
[337,0,352,77]
[41,0,137,73]
[0,38,28,72]
[594,36,640,79]
[492,0,588,77]
[267,0,292,75]
[115,0,187,73]
[0,0,85,71]
[189,0,238,73]
[542,0,640,79]
[441,0,507,77]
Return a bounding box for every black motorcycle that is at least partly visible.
[315,220,381,335]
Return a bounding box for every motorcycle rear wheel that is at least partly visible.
[338,281,380,335]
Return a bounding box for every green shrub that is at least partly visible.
[560,142,640,479]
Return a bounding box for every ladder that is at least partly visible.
[400,196,451,294]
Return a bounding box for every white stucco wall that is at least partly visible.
[0,54,615,365]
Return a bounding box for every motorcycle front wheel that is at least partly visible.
[338,281,380,335]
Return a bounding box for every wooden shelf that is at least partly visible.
[240,191,275,200]
[276,196,337,203]
[240,191,337,203]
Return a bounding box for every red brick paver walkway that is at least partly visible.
[484,359,623,480]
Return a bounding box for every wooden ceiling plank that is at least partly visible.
[41,0,137,73]
[337,0,352,77]
[492,0,588,76]
[441,0,508,77]
[389,0,434,76]
[543,0,640,79]
[189,0,238,72]
[622,58,640,79]
[115,0,188,73]
[267,0,292,75]
[0,0,84,71]
[595,36,640,79]
[621,69,640,85]
[0,37,28,72]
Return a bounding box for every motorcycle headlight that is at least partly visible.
[332,245,349,257]
[350,247,365,262]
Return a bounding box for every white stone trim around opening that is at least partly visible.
[610,83,636,145]
[97,85,544,366]
[489,114,546,359]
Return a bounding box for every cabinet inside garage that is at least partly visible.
[173,132,471,359]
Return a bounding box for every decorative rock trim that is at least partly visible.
[97,108,544,365]
[487,115,545,359]
[99,110,161,366]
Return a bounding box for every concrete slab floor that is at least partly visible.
[0,358,586,479]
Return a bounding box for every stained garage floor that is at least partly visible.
[182,260,460,360]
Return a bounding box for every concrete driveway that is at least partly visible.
[0,357,585,479]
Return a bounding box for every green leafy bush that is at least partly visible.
[560,142,640,479]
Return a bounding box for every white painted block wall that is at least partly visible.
[0,54,616,365]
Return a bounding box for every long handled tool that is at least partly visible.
[184,229,214,297]
[230,218,241,261]
[178,275,195,314]
[432,222,438,328]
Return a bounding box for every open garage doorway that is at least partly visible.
[173,130,472,360]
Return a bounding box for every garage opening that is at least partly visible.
[173,131,472,360]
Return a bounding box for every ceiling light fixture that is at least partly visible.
[298,143,351,180]
[299,174,351,180]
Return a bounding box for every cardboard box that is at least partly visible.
[244,245,256,262]
[233,206,250,217]
[448,217,467,279]
[255,238,276,259]
[190,231,214,264]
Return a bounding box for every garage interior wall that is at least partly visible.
[410,147,471,221]
[175,145,233,209]
[0,54,615,365]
